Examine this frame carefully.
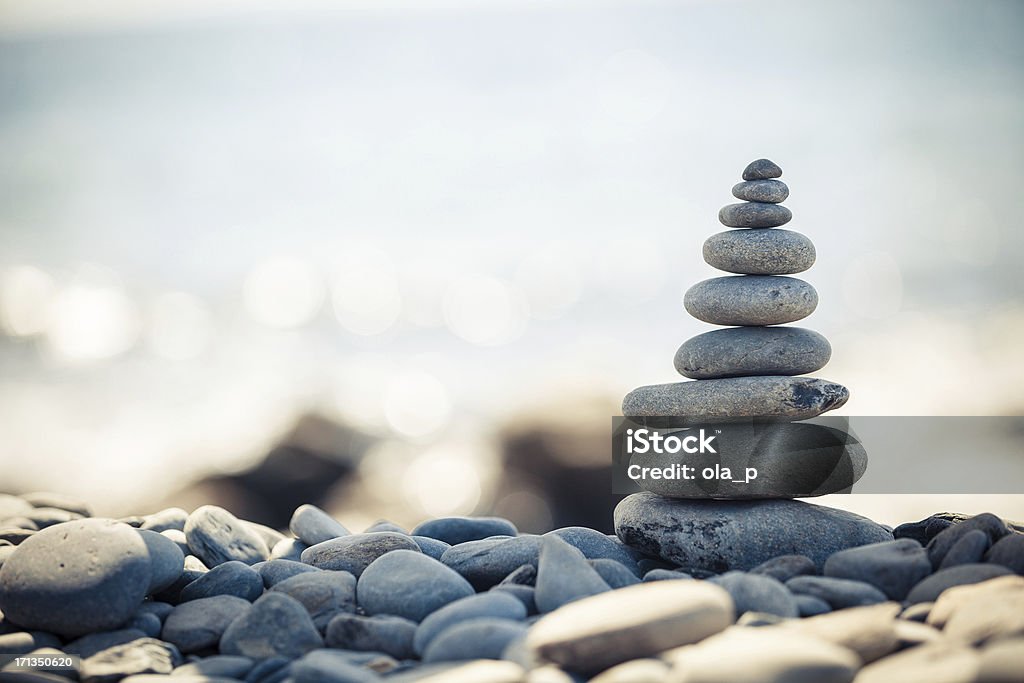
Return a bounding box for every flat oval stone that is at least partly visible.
[907,563,1013,604]
[621,376,849,423]
[0,519,152,638]
[326,612,418,660]
[709,571,798,618]
[786,575,888,608]
[824,539,933,600]
[703,229,815,275]
[357,549,475,622]
[742,158,783,180]
[684,276,817,326]
[257,559,321,587]
[441,536,543,590]
[421,617,527,664]
[161,595,251,653]
[184,506,269,568]
[614,493,893,572]
[719,202,792,228]
[412,517,518,545]
[732,179,788,203]
[524,580,733,674]
[300,532,420,577]
[219,592,323,660]
[179,560,263,602]
[414,592,526,656]
[270,570,356,630]
[675,326,830,379]
[289,504,349,547]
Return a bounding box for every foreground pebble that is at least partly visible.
[675,326,831,379]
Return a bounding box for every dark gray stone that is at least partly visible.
[906,563,1014,604]
[65,628,147,658]
[488,585,537,615]
[985,533,1024,574]
[135,601,173,621]
[80,638,182,682]
[675,326,830,379]
[173,655,255,679]
[441,535,543,590]
[709,571,798,618]
[421,617,528,664]
[588,559,640,589]
[220,592,324,660]
[184,506,269,568]
[750,555,817,582]
[0,519,152,638]
[289,505,349,547]
[162,595,252,653]
[545,527,640,575]
[124,612,161,638]
[719,202,792,228]
[136,529,185,595]
[534,536,610,614]
[325,612,417,660]
[290,649,381,683]
[413,592,526,656]
[614,493,892,572]
[732,179,789,203]
[411,536,450,561]
[742,158,783,180]
[499,564,536,586]
[824,539,932,600]
[786,576,888,608]
[258,559,321,587]
[684,275,817,326]
[795,594,832,617]
[939,529,990,569]
[300,532,420,577]
[271,570,356,630]
[927,513,1011,569]
[0,528,34,545]
[622,376,849,424]
[357,550,474,622]
[242,655,290,683]
[139,508,188,533]
[179,560,264,602]
[411,517,518,545]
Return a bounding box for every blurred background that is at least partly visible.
[1,0,1022,532]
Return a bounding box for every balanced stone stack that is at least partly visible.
[623,158,864,499]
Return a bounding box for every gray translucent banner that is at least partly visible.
[611,416,1024,495]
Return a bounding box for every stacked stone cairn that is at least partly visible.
[623,158,865,499]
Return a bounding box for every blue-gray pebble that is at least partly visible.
[180,560,264,602]
[258,559,321,588]
[534,535,610,614]
[300,532,420,577]
[412,536,451,561]
[412,517,518,545]
[824,539,932,600]
[441,535,543,590]
[786,575,888,608]
[290,649,381,683]
[357,550,474,622]
[709,571,798,618]
[421,617,528,664]
[162,595,252,653]
[289,505,349,547]
[136,528,185,595]
[271,570,356,630]
[220,592,323,660]
[184,506,269,568]
[325,612,417,660]
[413,591,527,656]
[588,559,641,589]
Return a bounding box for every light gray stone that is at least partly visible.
[300,532,419,577]
[703,228,814,275]
[675,326,830,379]
[731,179,789,203]
[289,505,349,547]
[684,275,817,326]
[622,376,849,424]
[719,202,792,228]
[184,506,269,568]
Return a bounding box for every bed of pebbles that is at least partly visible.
[0,492,1022,683]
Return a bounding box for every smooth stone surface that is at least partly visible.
[786,576,887,608]
[937,578,1024,645]
[0,631,62,654]
[124,612,161,637]
[731,179,789,203]
[184,506,269,568]
[289,649,381,683]
[545,528,640,575]
[412,536,451,561]
[173,655,255,679]
[675,326,830,379]
[742,158,783,180]
[441,536,543,590]
[220,592,323,660]
[499,564,536,586]
[289,505,349,547]
[824,539,932,600]
[79,637,181,682]
[300,532,420,577]
[270,538,307,562]
[139,508,188,533]
[357,550,475,622]
[614,494,892,572]
[0,518,152,638]
[853,642,980,683]
[65,628,147,657]
[524,581,733,674]
[161,529,190,557]
[623,376,849,424]
[684,275,816,326]
[629,421,866,499]
[709,571,798,618]
[985,533,1024,573]
[978,638,1024,683]
[0,495,33,521]
[325,612,417,660]
[414,592,526,656]
[162,595,252,653]
[588,560,640,589]
[271,570,356,630]
[364,520,406,534]
[257,559,321,587]
[719,202,792,228]
[489,585,537,615]
[412,517,518,545]
[795,594,831,616]
[534,536,610,614]
[939,529,990,569]
[907,563,1013,604]
[589,659,669,683]
[927,513,1010,569]
[780,602,901,663]
[180,560,263,602]
[422,617,527,664]
[666,627,858,683]
[642,568,692,582]
[750,555,817,582]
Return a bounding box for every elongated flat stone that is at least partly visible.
[732,180,789,203]
[674,326,831,379]
[684,276,817,326]
[621,376,849,423]
[719,202,792,228]
[703,229,815,275]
